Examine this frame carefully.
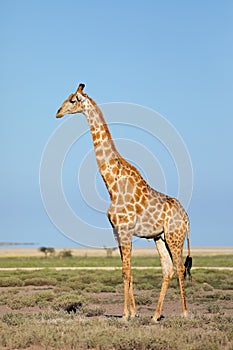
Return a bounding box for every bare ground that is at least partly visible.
[0,284,232,318]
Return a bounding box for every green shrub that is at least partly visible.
[135,295,153,305]
[202,282,214,291]
[24,277,57,286]
[52,291,87,311]
[84,306,105,317]
[59,249,73,258]
[0,277,23,287]
[34,292,55,306]
[207,303,221,314]
[2,312,28,326]
[9,294,37,309]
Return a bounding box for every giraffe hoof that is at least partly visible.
[129,313,139,320]
[157,315,165,322]
[122,315,129,322]
[151,315,165,324]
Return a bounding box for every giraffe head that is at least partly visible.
[56,83,87,118]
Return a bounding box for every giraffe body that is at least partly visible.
[56,84,191,321]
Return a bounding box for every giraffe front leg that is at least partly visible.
[109,212,136,320]
[120,241,136,320]
[129,273,136,318]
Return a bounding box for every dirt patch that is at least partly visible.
[1,285,231,318]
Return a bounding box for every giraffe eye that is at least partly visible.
[70,99,76,104]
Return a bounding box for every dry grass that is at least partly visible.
[0,264,233,349]
[1,312,232,350]
[0,246,232,257]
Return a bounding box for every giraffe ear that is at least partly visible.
[77,83,85,93]
[76,92,86,102]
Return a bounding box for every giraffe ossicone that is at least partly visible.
[56,83,192,321]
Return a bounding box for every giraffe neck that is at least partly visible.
[83,101,120,196]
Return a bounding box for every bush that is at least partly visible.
[24,277,57,286]
[135,295,153,305]
[9,295,37,309]
[2,312,27,326]
[84,306,105,317]
[207,304,221,314]
[0,277,23,287]
[38,247,55,257]
[59,250,73,258]
[52,291,87,311]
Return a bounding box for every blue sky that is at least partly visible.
[0,0,232,248]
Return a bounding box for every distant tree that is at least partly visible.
[39,247,55,257]
[39,246,48,257]
[104,246,117,258]
[47,247,55,256]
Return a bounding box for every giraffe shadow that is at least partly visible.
[104,314,123,319]
[104,314,142,320]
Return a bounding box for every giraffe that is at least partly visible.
[56,83,192,322]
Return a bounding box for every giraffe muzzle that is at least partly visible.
[56,109,64,118]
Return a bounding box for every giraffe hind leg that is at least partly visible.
[166,229,188,317]
[152,237,174,323]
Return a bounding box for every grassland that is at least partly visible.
[0,249,232,349]
[0,251,232,268]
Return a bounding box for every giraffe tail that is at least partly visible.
[184,221,192,281]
